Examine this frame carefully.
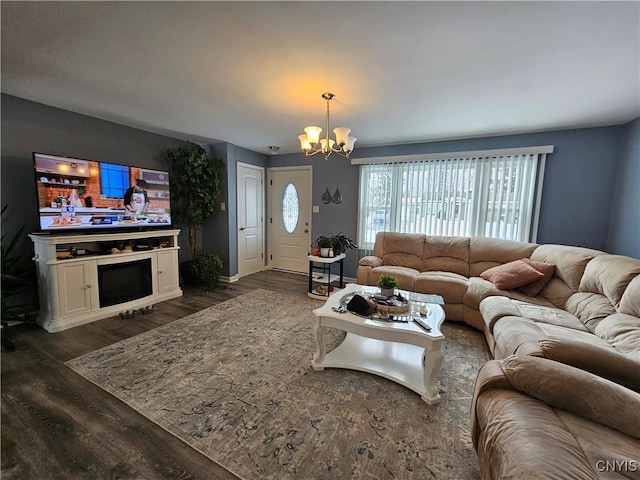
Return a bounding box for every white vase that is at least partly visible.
[381,287,395,297]
[320,247,330,257]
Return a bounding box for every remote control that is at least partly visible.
[412,316,432,331]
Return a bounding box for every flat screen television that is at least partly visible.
[33,152,172,233]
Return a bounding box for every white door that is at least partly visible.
[237,163,265,278]
[268,166,312,273]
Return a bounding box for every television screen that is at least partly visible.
[33,152,172,232]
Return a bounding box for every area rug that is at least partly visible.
[66,289,489,479]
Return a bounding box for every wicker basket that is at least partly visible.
[367,296,410,315]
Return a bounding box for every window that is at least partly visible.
[100,163,130,198]
[356,146,552,249]
[282,182,300,234]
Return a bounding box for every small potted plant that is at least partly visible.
[331,233,357,255]
[316,235,333,257]
[377,273,398,297]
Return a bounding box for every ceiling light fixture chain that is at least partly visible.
[298,92,357,160]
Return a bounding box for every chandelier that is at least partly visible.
[298,93,357,160]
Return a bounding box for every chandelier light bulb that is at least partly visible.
[304,126,322,145]
[298,93,356,159]
[319,138,335,152]
[333,127,350,146]
[344,136,357,153]
[298,134,311,151]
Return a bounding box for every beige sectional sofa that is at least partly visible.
[357,232,640,479]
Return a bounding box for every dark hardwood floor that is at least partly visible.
[1,270,309,480]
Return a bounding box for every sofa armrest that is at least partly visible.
[479,296,523,333]
[472,356,640,451]
[536,337,640,392]
[500,355,640,439]
[358,255,383,268]
[470,360,513,449]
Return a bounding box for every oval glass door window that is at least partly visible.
[282,182,300,234]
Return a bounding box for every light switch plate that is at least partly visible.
[312,205,320,213]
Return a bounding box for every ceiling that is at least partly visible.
[2,1,639,156]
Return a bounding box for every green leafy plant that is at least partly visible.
[376,273,398,289]
[191,249,223,288]
[316,235,333,248]
[330,233,357,255]
[166,142,224,254]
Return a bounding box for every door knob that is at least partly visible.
[304,229,309,233]
[240,226,246,231]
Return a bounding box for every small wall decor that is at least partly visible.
[332,187,342,204]
[321,187,332,204]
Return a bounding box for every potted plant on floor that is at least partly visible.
[330,233,357,255]
[191,249,223,289]
[377,273,398,297]
[316,235,333,257]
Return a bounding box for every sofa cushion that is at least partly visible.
[578,255,640,308]
[358,255,383,268]
[469,237,538,277]
[369,266,419,291]
[620,275,640,317]
[421,236,470,276]
[414,271,468,303]
[530,244,603,293]
[378,232,425,271]
[465,277,555,311]
[480,297,589,334]
[554,411,640,479]
[594,313,640,356]
[491,318,596,359]
[518,258,556,297]
[564,292,617,332]
[480,259,544,290]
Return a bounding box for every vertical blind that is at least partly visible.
[355,146,552,250]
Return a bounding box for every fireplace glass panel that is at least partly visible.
[98,258,152,307]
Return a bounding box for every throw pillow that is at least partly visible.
[519,258,556,296]
[480,259,545,290]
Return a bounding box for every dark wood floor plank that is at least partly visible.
[1,270,310,480]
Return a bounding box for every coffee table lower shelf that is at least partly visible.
[312,332,439,404]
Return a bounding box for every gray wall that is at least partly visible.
[608,118,640,258]
[1,94,191,260]
[202,143,267,278]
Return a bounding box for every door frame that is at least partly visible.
[236,162,266,279]
[267,165,313,272]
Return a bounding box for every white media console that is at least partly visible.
[29,229,183,333]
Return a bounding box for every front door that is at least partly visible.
[237,162,265,279]
[268,166,312,273]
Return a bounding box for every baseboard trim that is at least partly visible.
[220,274,240,283]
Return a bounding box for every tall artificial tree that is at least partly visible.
[166,142,223,254]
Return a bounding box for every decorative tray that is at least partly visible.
[366,294,410,315]
[339,290,412,321]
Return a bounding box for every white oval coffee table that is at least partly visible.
[312,283,446,404]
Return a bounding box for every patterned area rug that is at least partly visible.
[66,289,489,479]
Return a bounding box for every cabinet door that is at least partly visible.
[157,250,179,293]
[56,262,95,316]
